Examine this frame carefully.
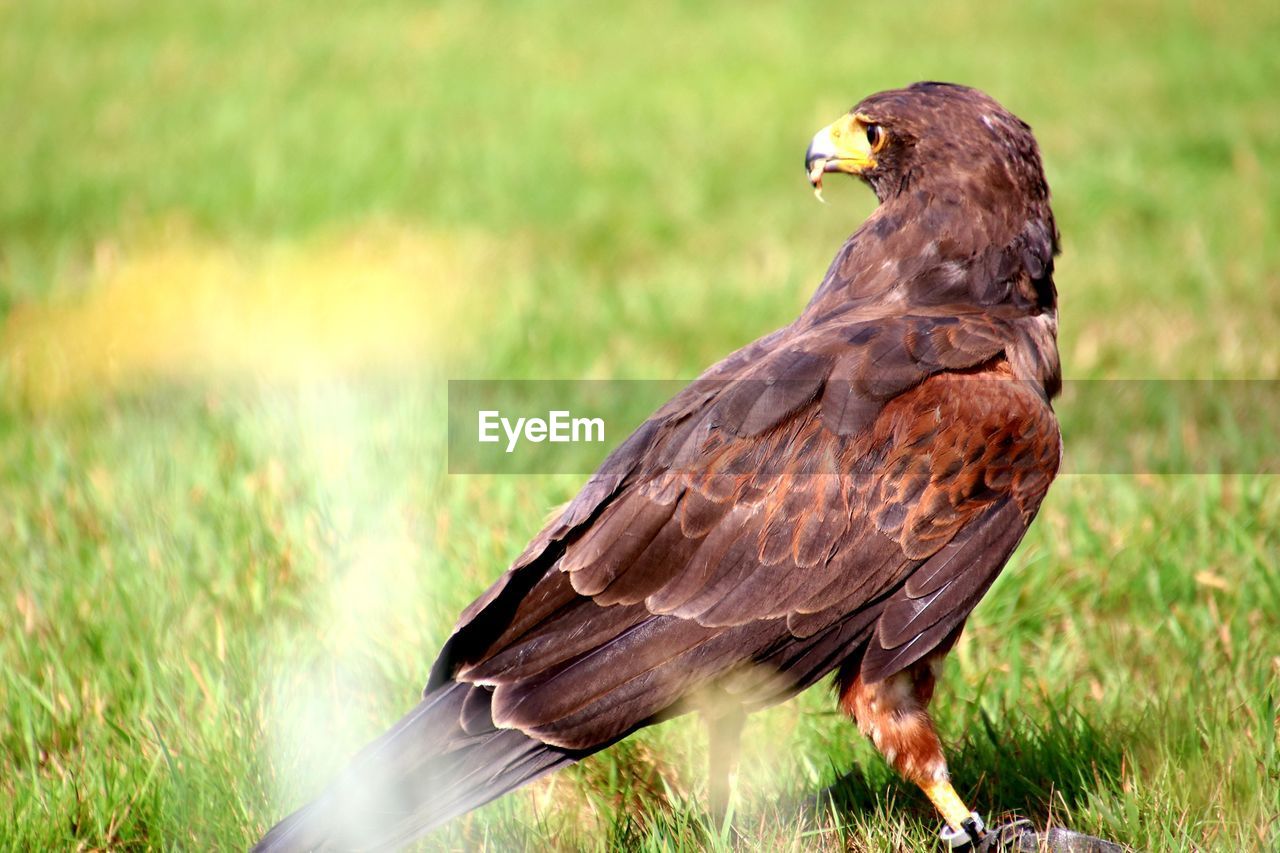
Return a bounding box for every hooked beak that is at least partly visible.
[805,114,876,201]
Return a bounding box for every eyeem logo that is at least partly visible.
[478,410,606,453]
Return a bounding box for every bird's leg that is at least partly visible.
[839,656,986,848]
[704,705,745,828]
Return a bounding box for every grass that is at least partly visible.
[1,0,1278,849]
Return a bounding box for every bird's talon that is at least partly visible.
[939,812,986,849]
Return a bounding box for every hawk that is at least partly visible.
[257,82,1062,851]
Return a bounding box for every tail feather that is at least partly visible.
[254,683,581,852]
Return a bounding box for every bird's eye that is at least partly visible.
[864,123,884,150]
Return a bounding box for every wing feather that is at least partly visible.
[431,312,1059,749]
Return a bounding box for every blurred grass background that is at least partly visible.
[1,0,1278,849]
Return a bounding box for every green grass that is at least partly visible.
[2,0,1279,849]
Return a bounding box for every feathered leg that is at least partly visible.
[838,648,986,848]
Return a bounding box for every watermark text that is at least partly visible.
[478,409,606,453]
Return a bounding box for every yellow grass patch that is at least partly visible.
[2,224,512,405]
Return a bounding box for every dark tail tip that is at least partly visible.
[253,683,582,851]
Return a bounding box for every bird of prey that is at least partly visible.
[256,82,1062,851]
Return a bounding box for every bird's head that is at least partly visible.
[805,82,1049,210]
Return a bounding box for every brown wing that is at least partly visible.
[428,315,1058,751]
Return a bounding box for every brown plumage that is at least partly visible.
[256,82,1061,851]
